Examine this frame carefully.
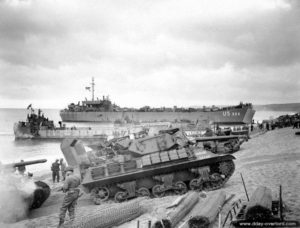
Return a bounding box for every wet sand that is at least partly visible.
[12,127,300,227]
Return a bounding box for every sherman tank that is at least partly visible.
[1,159,51,210]
[61,129,236,203]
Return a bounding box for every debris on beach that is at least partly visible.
[225,185,299,228]
[181,191,226,228]
[152,191,199,228]
[64,198,145,228]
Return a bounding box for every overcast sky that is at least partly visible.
[0,0,299,109]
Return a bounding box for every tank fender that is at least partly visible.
[220,154,236,160]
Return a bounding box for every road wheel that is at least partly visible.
[91,187,110,203]
[174,181,188,195]
[152,185,165,198]
[114,191,127,203]
[189,179,203,191]
[137,187,151,197]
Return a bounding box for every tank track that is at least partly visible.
[90,160,235,203]
[202,160,235,191]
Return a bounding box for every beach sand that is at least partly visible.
[10,127,300,227]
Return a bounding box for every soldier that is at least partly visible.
[60,158,66,181]
[58,166,81,227]
[204,127,214,136]
[17,159,26,175]
[51,159,60,183]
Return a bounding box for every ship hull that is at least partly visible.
[60,108,255,124]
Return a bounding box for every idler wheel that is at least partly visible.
[137,187,151,197]
[211,173,222,181]
[189,179,203,191]
[174,181,188,195]
[114,191,127,203]
[91,187,110,202]
[219,161,233,176]
[205,173,223,189]
[224,144,233,153]
[152,184,165,198]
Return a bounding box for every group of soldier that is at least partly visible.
[257,113,300,130]
[51,159,67,183]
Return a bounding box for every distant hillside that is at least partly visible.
[254,103,300,112]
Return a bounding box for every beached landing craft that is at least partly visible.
[13,107,171,140]
[61,129,236,204]
[60,78,255,125]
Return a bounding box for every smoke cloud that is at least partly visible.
[0,164,36,223]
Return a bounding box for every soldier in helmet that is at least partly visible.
[51,159,60,183]
[58,166,81,227]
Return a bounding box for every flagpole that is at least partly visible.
[91,77,95,101]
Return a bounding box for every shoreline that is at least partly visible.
[6,127,300,227]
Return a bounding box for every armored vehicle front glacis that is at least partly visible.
[61,129,236,203]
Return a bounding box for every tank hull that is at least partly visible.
[82,152,234,188]
[60,131,237,203]
[60,107,255,124]
[82,150,235,202]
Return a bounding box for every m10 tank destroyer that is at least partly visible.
[200,135,247,154]
[61,129,236,203]
[0,159,51,210]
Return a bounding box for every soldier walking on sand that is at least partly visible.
[51,159,60,183]
[58,166,81,227]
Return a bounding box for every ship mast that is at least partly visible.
[91,77,95,101]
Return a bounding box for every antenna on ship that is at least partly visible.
[91,77,95,101]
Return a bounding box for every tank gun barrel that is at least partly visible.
[7,159,47,168]
[195,135,245,143]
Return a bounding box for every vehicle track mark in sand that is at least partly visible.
[237,153,300,169]
[238,152,300,163]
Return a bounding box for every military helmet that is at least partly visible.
[65,166,74,172]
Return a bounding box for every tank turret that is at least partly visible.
[61,129,236,203]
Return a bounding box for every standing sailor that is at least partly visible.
[58,166,81,227]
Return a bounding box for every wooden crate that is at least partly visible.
[168,150,179,160]
[141,155,151,166]
[124,160,137,171]
[151,152,161,164]
[107,162,121,174]
[177,148,188,158]
[160,151,170,162]
[91,166,105,179]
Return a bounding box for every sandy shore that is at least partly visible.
[10,127,300,227]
